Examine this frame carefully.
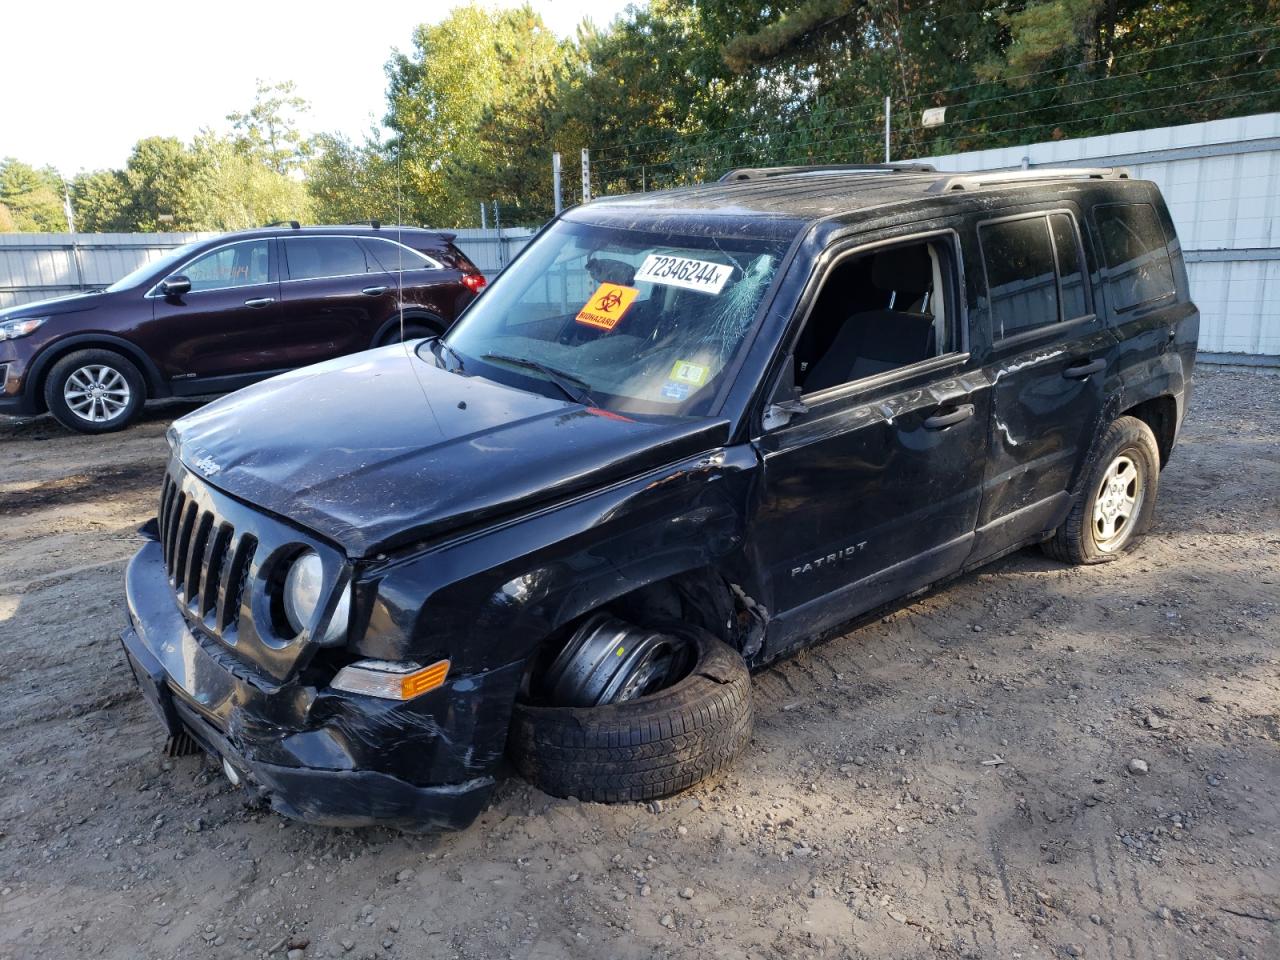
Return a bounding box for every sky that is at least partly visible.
[0,0,636,177]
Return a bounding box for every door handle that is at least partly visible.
[362,286,389,296]
[1064,357,1106,379]
[922,403,975,430]
[243,297,275,308]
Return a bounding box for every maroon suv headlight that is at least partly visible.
[0,317,47,340]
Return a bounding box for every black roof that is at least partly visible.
[571,166,1137,236]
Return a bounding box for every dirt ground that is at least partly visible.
[0,369,1276,960]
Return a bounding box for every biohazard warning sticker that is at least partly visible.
[575,283,639,330]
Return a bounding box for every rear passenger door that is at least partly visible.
[970,207,1116,561]
[278,236,397,366]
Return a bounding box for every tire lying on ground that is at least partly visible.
[508,623,753,803]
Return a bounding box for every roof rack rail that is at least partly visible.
[928,167,1131,193]
[264,220,301,229]
[719,162,936,182]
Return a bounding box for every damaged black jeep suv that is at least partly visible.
[121,164,1198,829]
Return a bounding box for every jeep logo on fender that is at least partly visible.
[792,542,868,577]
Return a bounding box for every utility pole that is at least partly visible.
[479,203,487,230]
[581,148,591,203]
[552,152,563,215]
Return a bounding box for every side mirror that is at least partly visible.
[761,354,809,431]
[160,275,191,298]
[762,394,809,431]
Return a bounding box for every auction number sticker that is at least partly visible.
[575,282,640,330]
[636,254,732,295]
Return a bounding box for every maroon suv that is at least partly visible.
[0,224,486,433]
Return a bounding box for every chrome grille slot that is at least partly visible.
[200,523,233,623]
[184,512,214,605]
[220,534,257,633]
[171,501,198,588]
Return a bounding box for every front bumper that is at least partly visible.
[0,343,37,415]
[121,539,523,830]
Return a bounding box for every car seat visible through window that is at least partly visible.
[801,242,945,393]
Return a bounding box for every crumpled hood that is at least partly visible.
[0,290,105,320]
[171,346,730,557]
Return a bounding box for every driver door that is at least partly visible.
[750,230,991,654]
[149,238,286,386]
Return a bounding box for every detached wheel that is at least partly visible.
[509,616,753,803]
[44,349,145,434]
[1043,415,1160,564]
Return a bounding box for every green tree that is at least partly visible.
[384,3,570,225]
[227,79,315,174]
[71,169,130,232]
[307,131,402,225]
[0,158,69,231]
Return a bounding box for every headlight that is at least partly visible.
[282,549,350,643]
[0,317,47,341]
[330,658,451,700]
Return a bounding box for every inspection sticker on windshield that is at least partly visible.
[636,254,732,295]
[669,359,710,386]
[575,283,640,330]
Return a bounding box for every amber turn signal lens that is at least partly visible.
[401,660,450,699]
[330,658,451,700]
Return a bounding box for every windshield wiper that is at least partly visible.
[481,353,596,406]
[425,336,465,372]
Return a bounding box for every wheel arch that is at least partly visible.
[28,334,166,411]
[1120,394,1179,467]
[370,310,447,348]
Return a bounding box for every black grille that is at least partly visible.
[158,473,257,636]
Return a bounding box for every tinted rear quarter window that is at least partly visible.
[1093,202,1175,311]
[980,216,1058,337]
[361,237,440,272]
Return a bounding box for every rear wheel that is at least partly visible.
[377,320,439,347]
[508,617,753,803]
[1043,415,1160,564]
[44,349,145,434]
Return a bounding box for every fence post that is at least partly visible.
[479,203,487,230]
[581,148,591,203]
[884,96,891,163]
[552,152,563,215]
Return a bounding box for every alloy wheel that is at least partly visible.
[63,364,132,424]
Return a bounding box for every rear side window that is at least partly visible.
[980,212,1093,338]
[980,217,1059,337]
[284,237,374,281]
[1093,203,1175,311]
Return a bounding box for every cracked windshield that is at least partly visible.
[443,219,787,415]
